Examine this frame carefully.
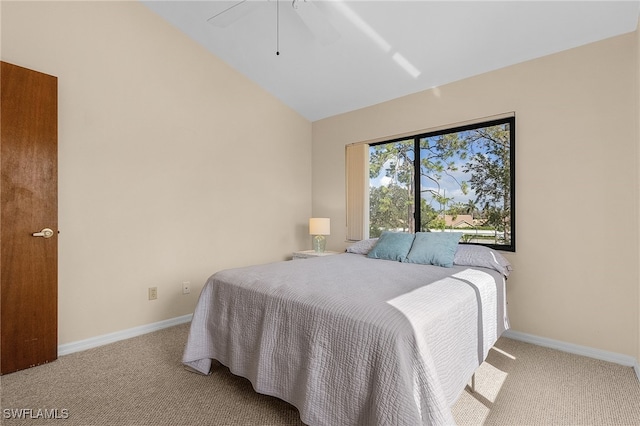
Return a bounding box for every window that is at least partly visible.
[360,116,515,251]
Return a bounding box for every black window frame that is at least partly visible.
[369,116,516,252]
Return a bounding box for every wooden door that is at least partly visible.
[1,61,58,374]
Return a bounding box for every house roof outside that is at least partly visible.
[440,214,480,228]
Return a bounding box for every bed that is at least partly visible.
[183,234,511,426]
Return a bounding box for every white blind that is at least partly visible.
[345,144,369,241]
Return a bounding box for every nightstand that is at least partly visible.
[292,250,341,260]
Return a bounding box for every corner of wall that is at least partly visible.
[636,14,640,367]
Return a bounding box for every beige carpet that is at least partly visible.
[1,323,639,425]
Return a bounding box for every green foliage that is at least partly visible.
[368,140,415,236]
[460,234,474,243]
[427,216,446,230]
[369,184,413,237]
[462,125,511,241]
[420,198,439,231]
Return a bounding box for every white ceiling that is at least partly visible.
[142,1,640,121]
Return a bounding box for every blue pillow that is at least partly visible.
[367,232,415,262]
[405,232,463,267]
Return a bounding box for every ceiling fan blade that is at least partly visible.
[294,0,340,45]
[207,0,264,28]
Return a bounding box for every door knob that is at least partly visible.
[32,228,54,238]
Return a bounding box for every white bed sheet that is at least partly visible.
[183,253,509,426]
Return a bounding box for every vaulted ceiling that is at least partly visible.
[142,1,640,121]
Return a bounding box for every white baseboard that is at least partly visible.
[58,314,192,356]
[56,319,640,383]
[503,330,640,383]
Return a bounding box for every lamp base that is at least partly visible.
[312,235,326,253]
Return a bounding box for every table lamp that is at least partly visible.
[309,218,330,253]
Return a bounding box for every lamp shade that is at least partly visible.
[309,218,330,235]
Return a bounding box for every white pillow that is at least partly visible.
[453,245,513,277]
[345,238,379,255]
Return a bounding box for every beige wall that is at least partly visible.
[1,1,312,344]
[313,32,640,360]
[637,18,640,364]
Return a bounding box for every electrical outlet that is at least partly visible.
[182,281,191,295]
[148,287,158,300]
